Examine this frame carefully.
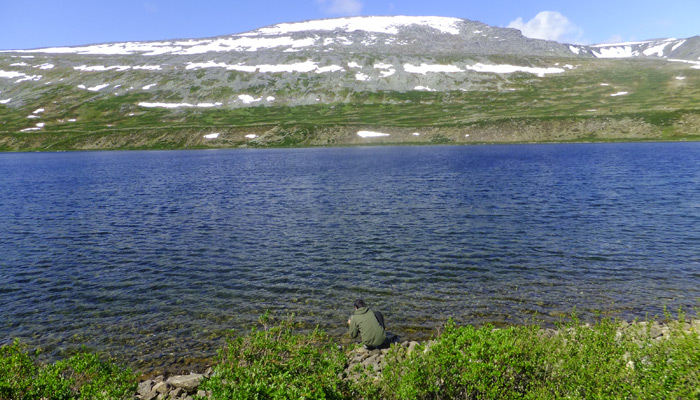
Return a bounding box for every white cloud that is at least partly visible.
[316,0,363,15]
[508,11,584,44]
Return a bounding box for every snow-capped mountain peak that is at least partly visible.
[240,15,464,36]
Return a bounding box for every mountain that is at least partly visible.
[1,16,699,150]
[585,36,700,60]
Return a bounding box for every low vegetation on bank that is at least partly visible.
[0,340,136,400]
[2,311,699,399]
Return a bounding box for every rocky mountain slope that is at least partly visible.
[1,16,699,150]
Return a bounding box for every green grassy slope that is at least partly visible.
[1,58,699,151]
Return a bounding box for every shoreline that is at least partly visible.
[139,309,699,376]
[2,134,700,154]
[133,317,700,399]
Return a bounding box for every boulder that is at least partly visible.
[166,373,205,393]
[152,381,170,394]
[407,341,419,354]
[137,379,158,400]
[170,387,185,398]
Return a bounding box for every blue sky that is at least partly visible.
[2,0,699,50]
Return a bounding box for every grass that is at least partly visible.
[2,310,699,399]
[1,56,700,151]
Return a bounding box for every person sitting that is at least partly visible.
[347,299,387,349]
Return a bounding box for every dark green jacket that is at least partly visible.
[349,307,386,347]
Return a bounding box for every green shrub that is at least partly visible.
[3,312,698,400]
[377,320,549,399]
[626,321,700,398]
[535,316,634,398]
[199,313,350,399]
[0,339,136,400]
[370,314,700,400]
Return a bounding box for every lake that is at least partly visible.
[1,143,699,373]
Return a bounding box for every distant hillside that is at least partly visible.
[1,16,699,151]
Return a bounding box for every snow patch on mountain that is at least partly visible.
[5,36,318,56]
[404,63,463,74]
[2,16,464,56]
[374,63,396,77]
[239,95,262,104]
[357,130,390,138]
[590,38,689,59]
[73,64,162,72]
[138,102,223,108]
[642,40,676,56]
[671,40,686,51]
[465,63,565,77]
[185,60,341,74]
[592,45,636,58]
[0,70,42,83]
[245,16,463,36]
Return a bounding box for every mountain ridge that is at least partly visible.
[1,15,699,150]
[2,15,699,60]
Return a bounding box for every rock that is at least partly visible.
[137,380,155,398]
[355,346,369,354]
[649,323,664,339]
[166,373,205,393]
[407,341,419,354]
[153,381,170,394]
[170,387,185,398]
[141,391,159,400]
[350,354,366,364]
[362,354,380,368]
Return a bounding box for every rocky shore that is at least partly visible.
[136,371,210,400]
[134,319,699,399]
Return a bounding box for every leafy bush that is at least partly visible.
[0,339,136,400]
[377,320,549,399]
[373,315,700,400]
[3,312,698,399]
[199,313,350,399]
[625,321,700,398]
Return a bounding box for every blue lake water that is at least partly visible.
[1,143,699,372]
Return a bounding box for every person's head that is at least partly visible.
[354,299,366,309]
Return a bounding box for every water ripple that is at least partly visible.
[1,143,699,372]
